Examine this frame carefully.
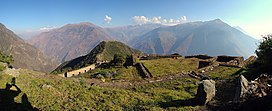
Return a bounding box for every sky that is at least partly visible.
[0,0,272,39]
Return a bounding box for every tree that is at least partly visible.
[255,34,272,67]
[111,54,126,66]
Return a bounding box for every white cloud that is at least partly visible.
[39,26,57,31]
[104,15,112,24]
[132,16,187,25]
[132,16,149,25]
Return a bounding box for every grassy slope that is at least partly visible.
[0,69,199,110]
[101,41,142,61]
[140,58,199,77]
[83,66,142,81]
[206,66,244,105]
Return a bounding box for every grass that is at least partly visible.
[81,66,142,81]
[140,58,199,77]
[0,64,6,71]
[207,66,242,80]
[0,68,200,110]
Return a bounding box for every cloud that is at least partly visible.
[132,16,187,25]
[39,26,57,31]
[104,15,112,24]
[132,16,149,25]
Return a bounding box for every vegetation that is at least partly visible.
[207,66,243,80]
[82,66,142,81]
[111,54,126,66]
[140,58,199,77]
[102,41,142,62]
[255,34,272,72]
[0,69,199,110]
[0,51,13,64]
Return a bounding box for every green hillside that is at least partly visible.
[53,41,142,73]
[0,69,199,110]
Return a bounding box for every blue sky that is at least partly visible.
[1,0,272,39]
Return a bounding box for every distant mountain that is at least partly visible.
[132,19,258,57]
[0,23,57,72]
[105,24,163,43]
[29,22,112,63]
[54,41,142,72]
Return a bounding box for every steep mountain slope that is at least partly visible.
[105,24,163,43]
[29,22,112,63]
[54,41,142,72]
[132,19,257,57]
[0,23,57,72]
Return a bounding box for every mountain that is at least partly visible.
[29,22,112,63]
[0,23,57,72]
[132,19,258,57]
[105,23,163,43]
[54,41,142,72]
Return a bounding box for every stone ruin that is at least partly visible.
[216,56,244,68]
[196,55,245,74]
[185,54,214,60]
[234,74,272,102]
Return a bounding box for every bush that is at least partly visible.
[0,51,13,64]
[111,54,126,66]
[255,35,272,67]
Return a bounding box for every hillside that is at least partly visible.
[53,41,142,72]
[29,22,113,63]
[132,19,257,57]
[0,53,259,110]
[105,23,163,43]
[0,23,57,72]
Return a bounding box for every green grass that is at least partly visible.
[0,69,199,110]
[82,66,142,81]
[140,58,199,77]
[0,64,6,71]
[207,66,242,80]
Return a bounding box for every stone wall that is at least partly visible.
[135,63,152,78]
[59,64,95,77]
[185,55,214,60]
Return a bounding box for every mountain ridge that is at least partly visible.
[53,40,142,73]
[29,22,113,63]
[0,23,57,72]
[131,19,257,57]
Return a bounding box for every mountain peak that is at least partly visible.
[53,41,142,72]
[210,19,225,24]
[0,23,5,28]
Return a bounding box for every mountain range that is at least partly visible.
[0,23,57,72]
[29,22,112,63]
[29,19,257,64]
[132,19,257,57]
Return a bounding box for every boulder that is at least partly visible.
[3,68,20,77]
[195,79,216,105]
[234,75,249,102]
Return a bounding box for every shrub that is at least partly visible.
[255,34,272,72]
[0,51,13,64]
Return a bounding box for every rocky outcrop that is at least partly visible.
[234,75,249,102]
[195,79,216,105]
[234,74,272,102]
[3,68,20,77]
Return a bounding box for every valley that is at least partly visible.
[0,2,271,109]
